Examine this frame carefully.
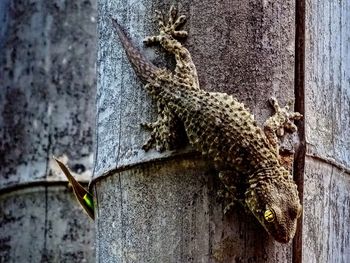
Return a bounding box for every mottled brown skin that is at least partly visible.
[111,6,302,243]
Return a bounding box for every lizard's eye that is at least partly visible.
[264,209,275,222]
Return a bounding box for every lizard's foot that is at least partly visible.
[263,97,303,151]
[141,120,171,152]
[217,188,238,214]
[218,170,246,213]
[143,6,199,90]
[265,97,303,135]
[141,117,175,152]
[141,104,185,152]
[143,5,188,45]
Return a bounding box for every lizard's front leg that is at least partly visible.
[218,170,247,214]
[144,5,199,90]
[263,97,303,158]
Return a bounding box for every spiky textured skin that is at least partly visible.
[111,6,302,244]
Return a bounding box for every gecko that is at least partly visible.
[109,5,303,244]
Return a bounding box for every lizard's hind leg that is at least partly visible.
[143,5,188,44]
[141,101,186,152]
[144,5,199,90]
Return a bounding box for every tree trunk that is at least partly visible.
[0,0,97,262]
[301,0,350,261]
[93,0,297,262]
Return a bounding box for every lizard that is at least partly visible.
[109,5,303,244]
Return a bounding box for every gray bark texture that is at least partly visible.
[0,0,97,262]
[94,0,296,262]
[302,0,350,262]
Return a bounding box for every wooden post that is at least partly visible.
[301,0,350,261]
[0,0,97,262]
[94,0,298,261]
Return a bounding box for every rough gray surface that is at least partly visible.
[304,0,350,167]
[94,0,296,261]
[94,158,290,262]
[0,186,95,263]
[303,161,350,262]
[0,0,97,189]
[303,0,350,261]
[0,0,97,262]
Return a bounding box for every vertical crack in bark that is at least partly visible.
[293,0,306,262]
[92,98,100,186]
[41,185,49,263]
[41,97,53,262]
[93,184,102,263]
[118,173,125,262]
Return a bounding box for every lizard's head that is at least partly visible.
[245,166,302,243]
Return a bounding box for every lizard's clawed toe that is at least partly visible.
[149,5,188,39]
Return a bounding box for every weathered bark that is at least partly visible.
[0,0,97,262]
[0,186,95,262]
[302,0,350,261]
[94,0,296,262]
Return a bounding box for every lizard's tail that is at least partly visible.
[111,17,160,83]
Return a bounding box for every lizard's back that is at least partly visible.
[151,80,279,172]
